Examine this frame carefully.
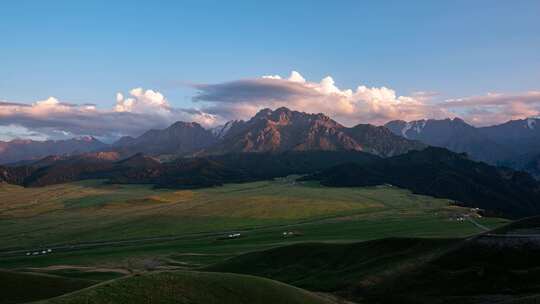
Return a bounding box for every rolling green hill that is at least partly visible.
[0,270,95,304]
[207,238,457,293]
[39,271,336,304]
[361,238,540,303]
[208,217,540,304]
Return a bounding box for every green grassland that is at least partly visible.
[0,178,507,271]
[206,227,540,304]
[0,178,513,303]
[38,271,336,304]
[207,237,459,293]
[0,270,95,304]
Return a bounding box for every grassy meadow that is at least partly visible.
[0,177,507,271]
[38,270,336,304]
[0,177,512,304]
[0,269,96,304]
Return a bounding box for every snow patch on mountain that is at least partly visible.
[414,120,427,133]
[527,118,537,130]
[401,123,412,138]
[400,120,427,138]
[211,120,239,138]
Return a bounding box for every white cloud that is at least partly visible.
[194,71,449,125]
[115,88,170,114]
[0,124,49,141]
[0,88,218,142]
[288,71,306,83]
[193,71,540,126]
[441,91,540,126]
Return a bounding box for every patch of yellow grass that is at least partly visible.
[148,190,197,203]
[170,194,383,219]
[0,183,109,218]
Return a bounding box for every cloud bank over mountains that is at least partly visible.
[194,71,447,125]
[0,89,216,142]
[1,71,539,141]
[193,71,540,127]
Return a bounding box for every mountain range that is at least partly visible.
[3,108,540,179]
[0,107,424,164]
[0,136,107,165]
[385,117,540,176]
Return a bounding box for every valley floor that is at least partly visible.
[0,177,510,303]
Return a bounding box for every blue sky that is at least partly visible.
[0,0,539,140]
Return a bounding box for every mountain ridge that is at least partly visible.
[0,136,107,165]
[204,107,424,156]
[385,117,540,172]
[303,146,540,218]
[3,110,540,176]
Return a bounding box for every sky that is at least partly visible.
[1,0,539,141]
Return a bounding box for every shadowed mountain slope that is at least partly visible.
[0,137,107,165]
[386,117,540,175]
[304,147,540,218]
[112,121,218,156]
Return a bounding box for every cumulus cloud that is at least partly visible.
[193,71,540,127]
[0,88,217,142]
[0,125,49,141]
[193,71,449,125]
[115,88,170,113]
[441,91,540,126]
